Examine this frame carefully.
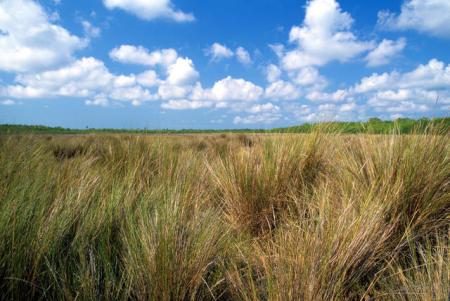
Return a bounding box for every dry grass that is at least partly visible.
[0,129,448,300]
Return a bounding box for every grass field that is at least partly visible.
[0,127,449,300]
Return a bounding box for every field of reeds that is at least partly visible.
[0,129,449,300]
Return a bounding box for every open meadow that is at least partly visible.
[0,129,449,300]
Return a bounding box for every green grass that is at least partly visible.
[0,127,448,300]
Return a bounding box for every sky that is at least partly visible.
[0,0,449,129]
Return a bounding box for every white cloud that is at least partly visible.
[269,44,285,58]
[161,77,265,111]
[158,84,192,100]
[1,99,15,106]
[280,0,373,70]
[206,43,234,61]
[247,103,280,114]
[161,99,212,110]
[236,47,252,65]
[299,103,364,122]
[85,95,109,107]
[262,0,369,106]
[316,58,450,118]
[354,72,393,94]
[266,64,282,83]
[109,46,198,97]
[375,101,429,113]
[289,67,327,87]
[205,44,254,65]
[339,102,357,112]
[11,57,113,98]
[370,89,412,101]
[103,0,194,22]
[207,77,263,102]
[137,70,159,87]
[166,58,199,85]
[265,80,301,100]
[378,0,450,38]
[367,89,439,112]
[296,58,450,120]
[0,0,86,73]
[82,21,101,38]
[365,38,406,67]
[81,20,101,38]
[354,59,450,93]
[287,104,312,120]
[230,104,281,125]
[233,112,281,125]
[109,86,154,105]
[4,86,47,99]
[113,75,136,88]
[109,45,178,67]
[3,57,158,105]
[306,89,348,102]
[318,103,336,112]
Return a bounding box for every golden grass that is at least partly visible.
[0,129,448,300]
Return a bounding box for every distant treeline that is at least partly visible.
[272,117,450,134]
[1,117,449,134]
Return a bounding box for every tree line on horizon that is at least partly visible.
[0,117,449,134]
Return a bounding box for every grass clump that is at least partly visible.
[208,134,326,235]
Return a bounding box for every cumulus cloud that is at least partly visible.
[292,58,450,122]
[289,66,327,87]
[280,0,373,70]
[136,70,159,87]
[247,103,280,114]
[310,58,450,119]
[354,59,450,93]
[262,0,369,106]
[377,0,450,38]
[265,81,301,100]
[236,47,252,65]
[157,76,266,113]
[10,57,113,98]
[266,64,282,83]
[306,89,348,102]
[206,44,252,65]
[3,57,157,105]
[206,43,234,61]
[103,0,194,22]
[365,38,406,67]
[109,45,178,67]
[158,84,192,100]
[232,103,281,125]
[166,58,199,85]
[0,0,86,73]
[367,89,435,114]
[203,76,264,102]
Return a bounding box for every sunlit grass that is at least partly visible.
[0,128,448,300]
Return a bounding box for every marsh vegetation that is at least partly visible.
[0,129,448,300]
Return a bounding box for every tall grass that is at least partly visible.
[0,128,448,300]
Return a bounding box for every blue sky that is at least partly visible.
[0,0,449,129]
